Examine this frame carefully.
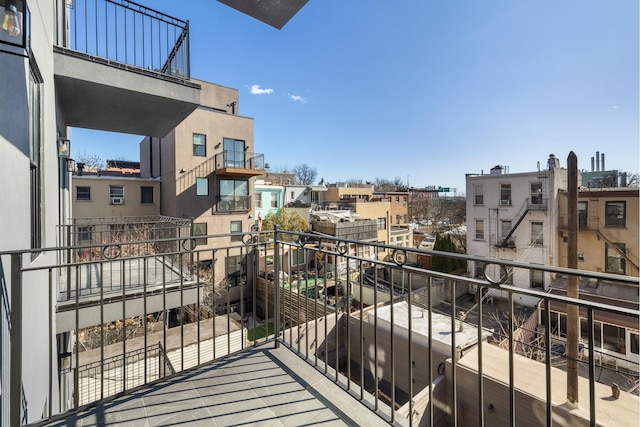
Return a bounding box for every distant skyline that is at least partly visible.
[72,0,639,194]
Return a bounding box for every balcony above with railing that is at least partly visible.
[213,150,266,177]
[53,0,200,137]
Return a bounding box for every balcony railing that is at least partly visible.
[3,230,639,426]
[217,194,251,211]
[55,0,190,79]
[215,150,265,171]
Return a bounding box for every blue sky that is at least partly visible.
[72,0,639,194]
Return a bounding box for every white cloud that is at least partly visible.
[288,93,307,103]
[610,105,620,110]
[250,85,274,95]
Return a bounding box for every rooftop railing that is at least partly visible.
[3,229,639,426]
[55,0,190,79]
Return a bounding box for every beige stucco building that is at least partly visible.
[141,79,264,282]
[72,174,161,220]
[558,187,639,276]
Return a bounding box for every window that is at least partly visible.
[377,218,386,230]
[500,183,511,205]
[396,215,401,224]
[141,186,154,204]
[193,222,207,246]
[219,179,249,211]
[605,201,625,227]
[255,192,262,208]
[531,222,543,245]
[230,221,243,242]
[578,202,588,229]
[403,214,407,223]
[403,196,408,203]
[605,242,626,274]
[225,254,246,287]
[110,186,124,204]
[631,332,639,355]
[291,191,295,199]
[196,177,209,196]
[581,319,602,349]
[530,269,544,289]
[474,261,485,278]
[76,186,91,201]
[193,133,206,157]
[530,182,543,205]
[77,226,92,243]
[223,138,246,168]
[30,67,43,252]
[500,220,511,240]
[474,184,483,205]
[395,196,400,202]
[271,192,278,208]
[291,248,306,266]
[603,323,625,354]
[475,219,484,240]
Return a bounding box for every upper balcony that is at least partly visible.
[213,150,266,177]
[5,229,639,426]
[53,0,200,137]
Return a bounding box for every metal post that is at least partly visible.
[10,253,23,427]
[274,225,280,348]
[567,151,580,405]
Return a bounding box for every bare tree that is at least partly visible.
[75,150,104,170]
[292,164,318,185]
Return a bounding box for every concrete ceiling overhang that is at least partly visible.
[216,0,309,29]
[54,50,201,138]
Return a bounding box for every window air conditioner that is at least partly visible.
[111,197,124,205]
[500,200,511,206]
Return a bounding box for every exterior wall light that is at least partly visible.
[57,138,71,158]
[1,1,21,36]
[66,158,76,172]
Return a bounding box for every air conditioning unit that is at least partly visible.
[499,200,511,206]
[111,197,124,205]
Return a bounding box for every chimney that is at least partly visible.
[601,153,605,171]
[596,151,600,171]
[591,157,595,172]
[77,162,85,176]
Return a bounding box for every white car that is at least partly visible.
[419,236,436,250]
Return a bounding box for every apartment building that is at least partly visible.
[466,155,569,306]
[141,79,264,285]
[551,186,640,371]
[0,1,201,422]
[375,189,410,226]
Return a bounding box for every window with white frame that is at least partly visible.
[230,220,243,242]
[196,177,209,196]
[475,219,484,240]
[110,186,124,204]
[530,182,543,205]
[530,269,544,289]
[193,222,207,246]
[500,183,511,205]
[270,192,278,208]
[531,221,543,245]
[255,192,262,208]
[605,242,626,274]
[474,184,483,205]
[377,218,386,230]
[193,133,206,157]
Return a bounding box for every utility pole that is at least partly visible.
[567,151,579,405]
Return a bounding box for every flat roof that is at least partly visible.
[371,301,493,352]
